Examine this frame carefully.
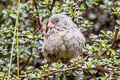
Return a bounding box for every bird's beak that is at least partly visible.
[47,22,54,28]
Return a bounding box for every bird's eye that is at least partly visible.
[55,19,59,23]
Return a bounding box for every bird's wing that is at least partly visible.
[63,30,85,57]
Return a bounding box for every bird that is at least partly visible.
[42,14,85,63]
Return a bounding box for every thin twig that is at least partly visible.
[16,0,20,76]
[101,28,119,56]
[5,0,8,8]
[111,14,120,48]
[23,16,44,44]
[23,0,46,44]
[50,0,56,13]
[8,0,20,78]
[20,55,32,73]
[111,29,119,48]
[40,65,82,77]
[74,0,84,7]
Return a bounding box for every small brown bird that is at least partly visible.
[42,14,85,63]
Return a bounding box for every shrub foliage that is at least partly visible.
[0,0,120,80]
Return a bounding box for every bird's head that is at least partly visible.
[47,14,73,28]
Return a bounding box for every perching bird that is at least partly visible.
[42,14,85,63]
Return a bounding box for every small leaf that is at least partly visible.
[10,14,17,19]
[87,62,92,68]
[110,49,115,54]
[117,59,120,64]
[106,51,110,55]
[106,49,115,55]
[116,20,120,25]
[26,34,34,39]
[0,72,4,77]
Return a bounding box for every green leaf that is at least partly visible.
[26,34,34,39]
[0,72,4,77]
[116,20,120,25]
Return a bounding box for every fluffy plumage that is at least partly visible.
[42,14,85,63]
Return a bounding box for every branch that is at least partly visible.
[23,16,46,44]
[102,29,119,56]
[22,0,47,44]
[40,65,120,77]
[40,65,83,77]
[111,14,120,48]
[50,0,56,13]
[95,66,120,76]
[111,29,119,48]
[4,0,8,8]
[20,55,32,73]
[74,0,84,7]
